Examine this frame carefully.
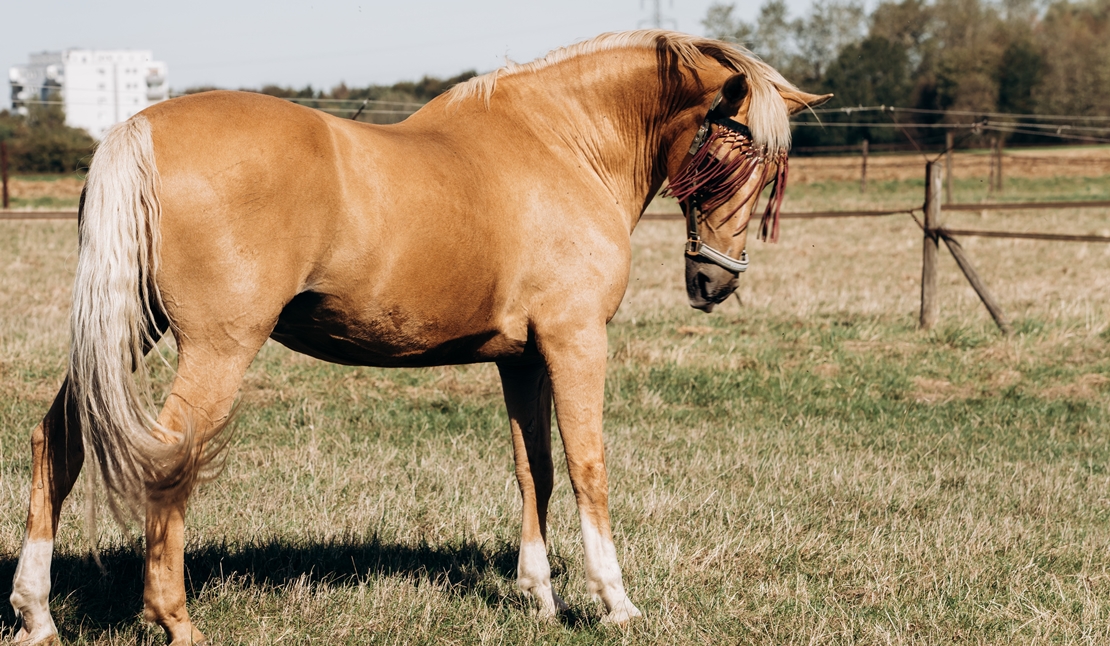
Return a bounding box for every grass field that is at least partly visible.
[1,161,1110,644]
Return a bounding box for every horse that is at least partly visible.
[9,30,829,644]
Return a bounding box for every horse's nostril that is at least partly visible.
[696,272,713,300]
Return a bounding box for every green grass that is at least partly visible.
[785,175,1110,212]
[2,174,1110,644]
[650,173,1110,216]
[10,173,86,183]
[6,195,81,209]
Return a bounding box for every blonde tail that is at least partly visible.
[69,116,185,521]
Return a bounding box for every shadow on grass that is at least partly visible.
[0,535,586,640]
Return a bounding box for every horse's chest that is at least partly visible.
[270,290,531,367]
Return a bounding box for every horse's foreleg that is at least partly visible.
[142,344,256,645]
[538,324,641,624]
[11,381,83,645]
[497,361,568,618]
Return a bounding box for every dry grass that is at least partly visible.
[1,163,1109,644]
[6,176,85,201]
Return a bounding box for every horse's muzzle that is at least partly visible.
[686,257,739,313]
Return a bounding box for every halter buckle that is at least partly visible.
[688,123,710,155]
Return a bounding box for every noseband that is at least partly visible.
[663,92,789,274]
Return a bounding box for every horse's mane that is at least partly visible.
[447,30,798,151]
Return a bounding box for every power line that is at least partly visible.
[807,105,1110,122]
[792,122,978,128]
[13,97,423,114]
[793,121,1110,134]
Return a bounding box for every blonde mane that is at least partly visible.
[447,30,799,150]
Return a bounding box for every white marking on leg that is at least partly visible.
[517,538,567,617]
[580,515,641,623]
[10,538,58,644]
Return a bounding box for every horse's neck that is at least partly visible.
[498,52,685,217]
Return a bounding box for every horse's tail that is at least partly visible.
[69,116,196,522]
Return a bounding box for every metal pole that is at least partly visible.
[1,140,9,209]
[945,130,953,204]
[860,139,868,193]
[920,161,942,330]
[113,62,120,124]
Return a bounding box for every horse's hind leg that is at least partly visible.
[141,338,263,645]
[10,381,83,645]
[497,361,568,618]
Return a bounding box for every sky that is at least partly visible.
[3,0,814,110]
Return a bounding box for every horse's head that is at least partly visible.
[664,71,831,312]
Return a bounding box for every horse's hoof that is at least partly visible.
[553,591,571,613]
[601,602,642,626]
[166,625,207,645]
[12,626,58,646]
[534,589,570,620]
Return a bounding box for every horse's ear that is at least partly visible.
[780,89,833,116]
[721,74,749,105]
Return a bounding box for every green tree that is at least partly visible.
[1033,0,1110,116]
[1,101,95,174]
[703,0,797,72]
[704,0,865,83]
[792,0,867,84]
[996,38,1043,114]
[792,36,914,146]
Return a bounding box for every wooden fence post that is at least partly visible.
[987,137,997,198]
[995,136,1004,193]
[945,131,953,204]
[860,139,868,193]
[1,140,9,210]
[920,161,942,329]
[939,232,1013,335]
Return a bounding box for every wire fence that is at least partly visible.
[3,145,1107,336]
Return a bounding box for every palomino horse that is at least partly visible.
[10,30,828,643]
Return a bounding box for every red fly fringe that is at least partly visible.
[757,154,788,243]
[664,128,789,243]
[664,129,760,220]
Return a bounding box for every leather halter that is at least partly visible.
[667,90,784,274]
[683,110,753,274]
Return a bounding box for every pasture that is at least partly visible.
[2,154,1110,644]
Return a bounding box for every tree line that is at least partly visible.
[4,0,1108,173]
[705,0,1110,148]
[0,72,477,174]
[0,102,96,174]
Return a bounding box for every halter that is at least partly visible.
[663,91,790,274]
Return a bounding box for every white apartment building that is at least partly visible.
[9,49,169,139]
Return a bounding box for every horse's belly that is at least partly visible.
[270,291,531,367]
